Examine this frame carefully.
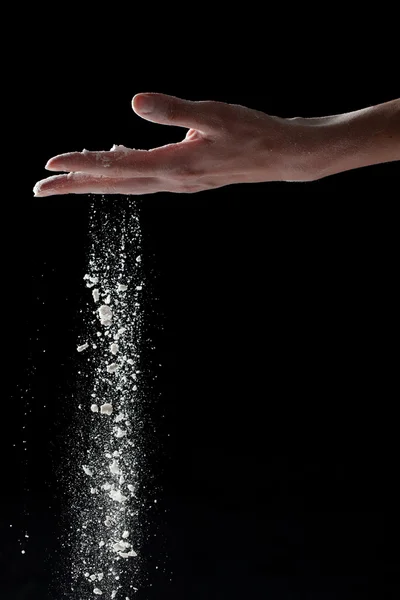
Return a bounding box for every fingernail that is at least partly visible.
[135,95,155,113]
[45,159,61,170]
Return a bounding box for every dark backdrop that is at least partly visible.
[1,51,399,599]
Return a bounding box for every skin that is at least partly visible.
[33,94,399,197]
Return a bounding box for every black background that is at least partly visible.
[1,43,399,599]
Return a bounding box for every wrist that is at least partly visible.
[294,101,399,180]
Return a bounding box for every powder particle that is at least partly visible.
[136,256,141,263]
[104,295,111,304]
[99,541,105,548]
[110,460,121,475]
[127,485,135,493]
[92,289,100,302]
[122,530,130,539]
[107,363,118,373]
[104,516,113,527]
[84,274,99,288]
[110,343,119,355]
[93,589,103,595]
[117,283,128,292]
[118,549,137,558]
[100,403,113,415]
[77,343,89,353]
[97,573,104,581]
[109,489,127,503]
[110,144,131,152]
[114,427,127,439]
[90,404,99,413]
[113,541,130,552]
[82,466,94,477]
[111,592,117,599]
[98,305,113,327]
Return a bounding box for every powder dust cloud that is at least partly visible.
[53,196,164,599]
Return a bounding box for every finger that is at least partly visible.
[45,143,191,178]
[33,173,164,196]
[132,93,224,134]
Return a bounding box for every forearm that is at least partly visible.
[299,99,400,180]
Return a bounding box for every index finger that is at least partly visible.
[45,143,190,178]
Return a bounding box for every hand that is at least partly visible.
[33,92,317,197]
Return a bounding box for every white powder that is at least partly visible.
[93,589,103,595]
[110,343,119,355]
[111,592,117,599]
[100,403,113,415]
[97,573,104,581]
[115,412,126,423]
[99,541,105,548]
[127,485,135,493]
[117,283,128,292]
[104,516,113,527]
[92,289,100,302]
[90,404,99,413]
[122,530,130,539]
[107,363,118,373]
[98,305,113,327]
[77,343,89,352]
[82,466,93,477]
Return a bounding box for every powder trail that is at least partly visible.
[62,197,149,599]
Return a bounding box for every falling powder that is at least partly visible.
[58,198,159,599]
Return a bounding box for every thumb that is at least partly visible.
[132,92,219,134]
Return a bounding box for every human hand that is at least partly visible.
[33,92,318,197]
